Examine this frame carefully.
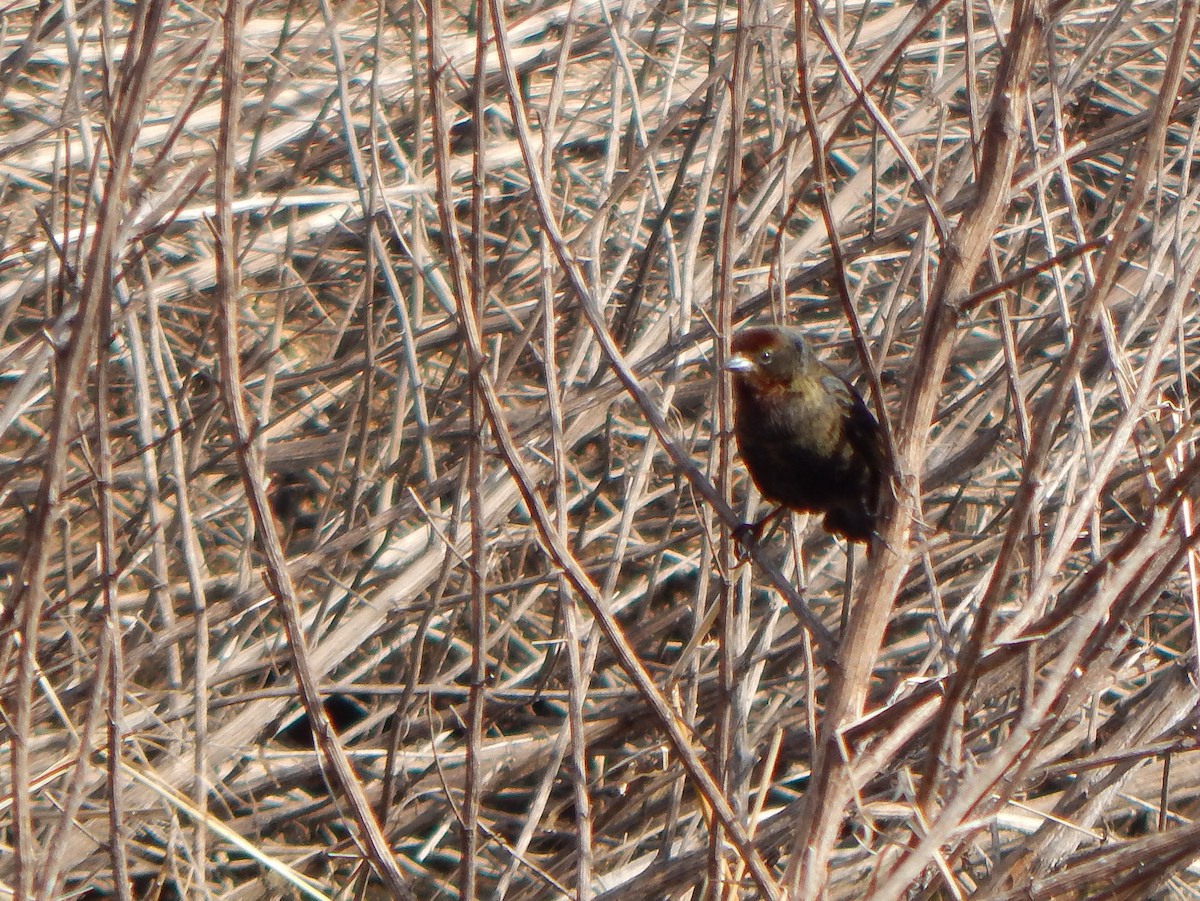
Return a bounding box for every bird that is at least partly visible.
[726,325,887,543]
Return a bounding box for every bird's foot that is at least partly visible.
[732,521,763,562]
[733,521,763,544]
[733,506,789,561]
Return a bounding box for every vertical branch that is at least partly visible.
[96,220,131,901]
[423,0,486,887]
[211,1,413,896]
[785,0,1046,895]
[465,12,784,895]
[7,1,169,895]
[146,270,216,886]
[713,0,750,894]
[537,2,596,888]
[461,0,493,892]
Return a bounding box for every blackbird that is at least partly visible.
[726,325,887,542]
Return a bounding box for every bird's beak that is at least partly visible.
[725,355,753,373]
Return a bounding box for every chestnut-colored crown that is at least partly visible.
[730,327,796,357]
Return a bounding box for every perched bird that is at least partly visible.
[726,325,887,543]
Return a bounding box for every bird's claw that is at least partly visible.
[732,521,763,562]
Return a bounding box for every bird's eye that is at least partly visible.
[758,349,772,364]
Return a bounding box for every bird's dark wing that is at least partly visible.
[821,374,890,479]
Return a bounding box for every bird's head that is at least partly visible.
[726,326,814,391]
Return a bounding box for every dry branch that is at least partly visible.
[2,0,1199,898]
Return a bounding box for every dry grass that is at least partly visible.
[2,0,1199,897]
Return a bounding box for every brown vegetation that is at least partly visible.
[2,0,1199,898]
